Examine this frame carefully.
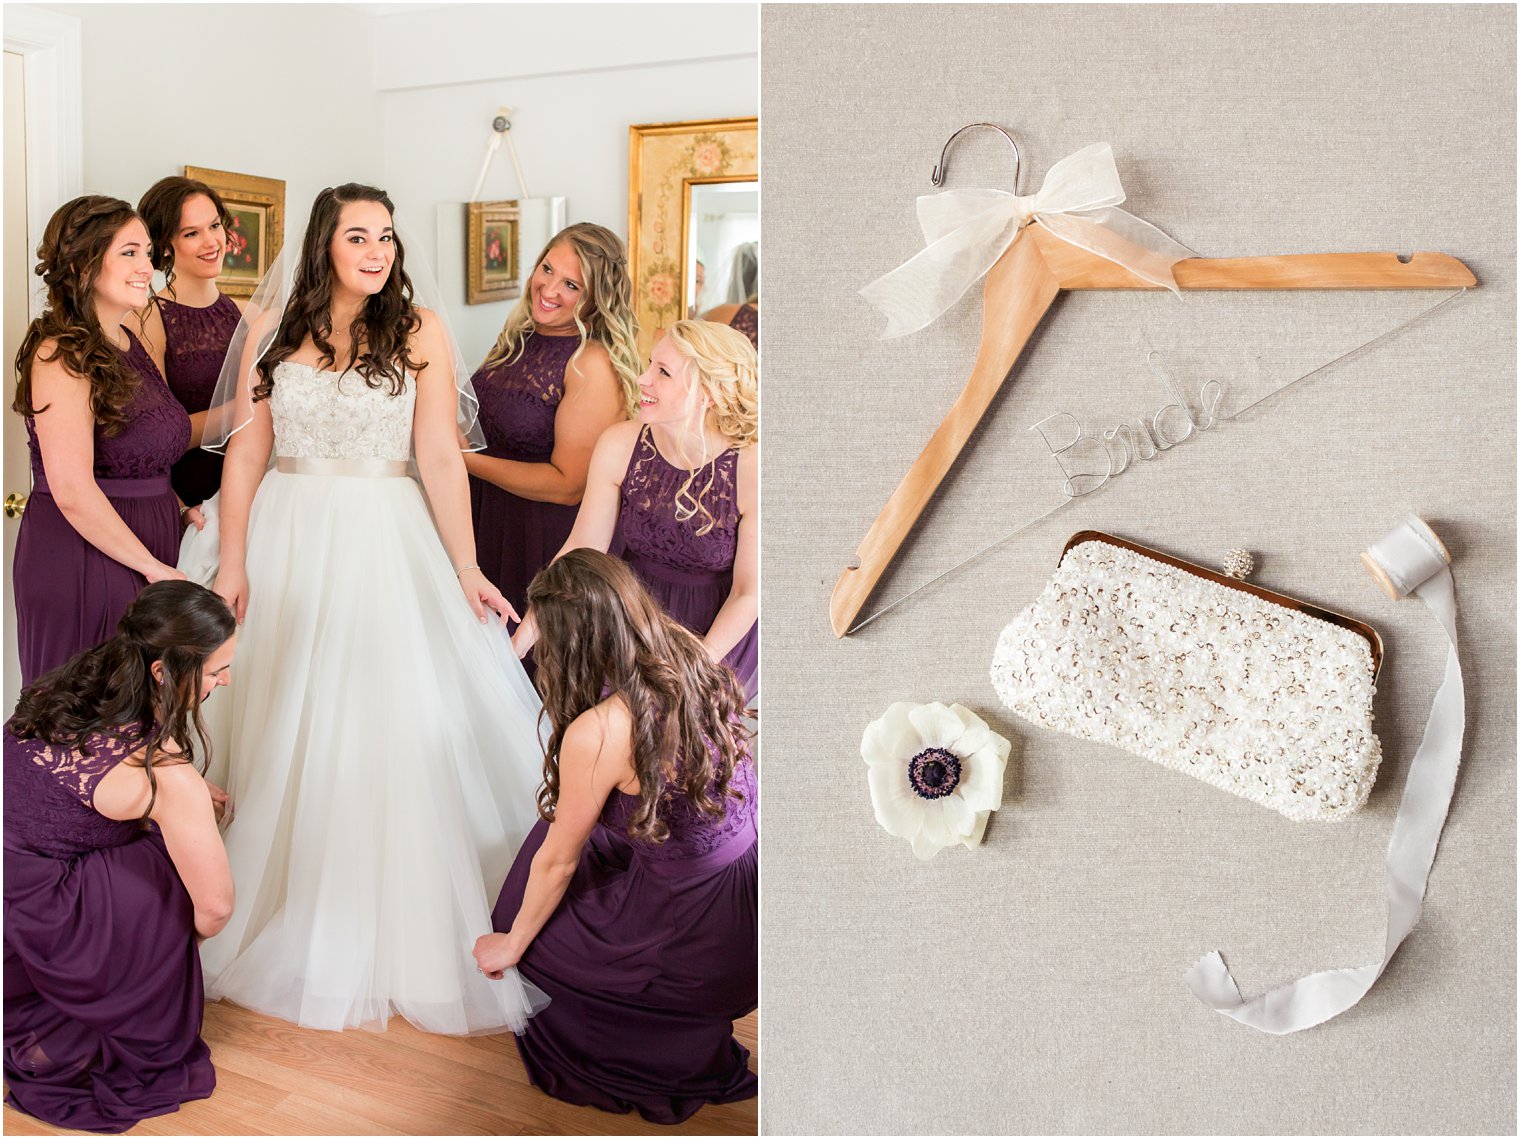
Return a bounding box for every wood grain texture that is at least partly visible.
[3,1001,758,1136]
[829,233,1060,636]
[1030,223,1478,289]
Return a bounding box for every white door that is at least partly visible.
[4,49,32,710]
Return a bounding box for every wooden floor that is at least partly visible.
[3,1001,758,1136]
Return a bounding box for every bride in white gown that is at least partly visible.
[197,183,548,1034]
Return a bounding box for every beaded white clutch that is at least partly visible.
[990,532,1383,821]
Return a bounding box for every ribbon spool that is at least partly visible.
[1186,516,1465,1034]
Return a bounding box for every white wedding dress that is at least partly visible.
[196,362,549,1035]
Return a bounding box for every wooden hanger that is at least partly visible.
[831,129,1477,638]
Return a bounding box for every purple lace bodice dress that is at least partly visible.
[620,426,757,698]
[157,293,239,506]
[468,332,587,616]
[729,302,758,349]
[3,721,214,1132]
[13,329,190,684]
[491,755,757,1123]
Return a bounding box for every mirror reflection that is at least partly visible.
[686,180,758,346]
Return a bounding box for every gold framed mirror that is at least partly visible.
[628,117,757,358]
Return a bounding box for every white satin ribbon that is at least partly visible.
[1186,515,1464,1034]
[860,142,1195,338]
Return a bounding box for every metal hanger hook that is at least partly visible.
[931,123,1022,191]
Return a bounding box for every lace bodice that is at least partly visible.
[158,293,240,414]
[25,329,191,481]
[730,303,758,349]
[3,721,143,858]
[621,427,742,574]
[470,332,581,460]
[602,756,757,866]
[270,362,415,462]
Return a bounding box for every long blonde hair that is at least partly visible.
[484,222,641,413]
[661,319,758,535]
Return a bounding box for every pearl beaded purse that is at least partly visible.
[990,532,1383,821]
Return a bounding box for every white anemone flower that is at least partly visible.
[861,701,1011,860]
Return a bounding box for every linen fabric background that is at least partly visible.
[759,4,1515,1134]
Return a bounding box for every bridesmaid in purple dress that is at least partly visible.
[462,223,639,616]
[136,177,244,507]
[5,581,236,1133]
[702,241,759,349]
[475,550,756,1124]
[11,197,193,686]
[512,320,758,698]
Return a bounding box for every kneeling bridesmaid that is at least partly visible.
[475,550,757,1124]
[4,581,236,1134]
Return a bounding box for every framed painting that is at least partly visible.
[466,200,522,304]
[184,165,284,299]
[628,117,758,357]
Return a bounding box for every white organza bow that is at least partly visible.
[860,143,1195,338]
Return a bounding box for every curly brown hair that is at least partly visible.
[136,175,234,290]
[12,195,145,437]
[528,548,751,845]
[10,581,236,823]
[253,183,422,402]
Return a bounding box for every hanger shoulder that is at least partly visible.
[1029,224,1477,289]
[830,234,1060,637]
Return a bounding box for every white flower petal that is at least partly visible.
[861,702,923,766]
[907,702,965,750]
[940,792,976,837]
[910,824,948,860]
[866,763,922,839]
[948,703,995,755]
[957,743,1008,813]
[960,810,992,850]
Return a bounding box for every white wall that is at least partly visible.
[33,3,385,250]
[374,5,758,365]
[24,2,758,366]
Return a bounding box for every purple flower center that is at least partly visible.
[908,747,962,800]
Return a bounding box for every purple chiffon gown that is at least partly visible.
[4,721,215,1132]
[491,757,757,1124]
[729,303,758,349]
[157,294,239,506]
[12,329,190,685]
[468,332,586,616]
[621,426,757,698]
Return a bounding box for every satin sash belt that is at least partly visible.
[1186,515,1465,1034]
[31,472,172,498]
[275,456,409,478]
[626,553,731,588]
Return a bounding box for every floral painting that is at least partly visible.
[184,166,284,299]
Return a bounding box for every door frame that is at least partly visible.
[5,4,83,317]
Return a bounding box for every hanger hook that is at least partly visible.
[931,123,1022,191]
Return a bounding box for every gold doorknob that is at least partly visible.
[4,493,27,519]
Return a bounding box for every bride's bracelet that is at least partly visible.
[455,563,481,578]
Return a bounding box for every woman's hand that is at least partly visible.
[458,567,518,625]
[510,610,539,659]
[144,562,188,584]
[181,504,207,532]
[213,564,249,623]
[472,932,522,980]
[204,779,233,825]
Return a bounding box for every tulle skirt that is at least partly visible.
[192,468,550,1035]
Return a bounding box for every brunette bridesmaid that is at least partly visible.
[513,320,758,698]
[136,176,243,507]
[12,197,191,685]
[475,550,757,1124]
[5,581,235,1133]
[462,222,640,616]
